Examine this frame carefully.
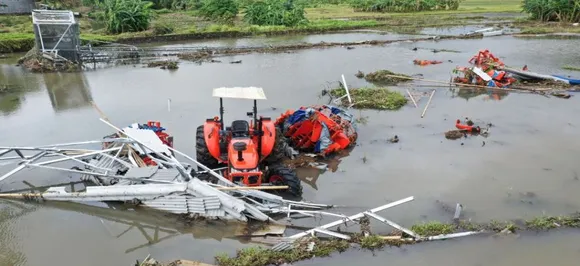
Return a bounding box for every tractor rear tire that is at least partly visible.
[265,165,303,197]
[263,127,287,165]
[196,125,220,172]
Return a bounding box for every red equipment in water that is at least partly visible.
[275,105,357,155]
[455,119,481,133]
[468,49,504,68]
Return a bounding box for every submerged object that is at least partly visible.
[455,119,481,133]
[413,59,443,66]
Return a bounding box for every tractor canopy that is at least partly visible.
[212,87,267,100]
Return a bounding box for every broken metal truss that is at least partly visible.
[271,196,482,251]
[0,119,330,222]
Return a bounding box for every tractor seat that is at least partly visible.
[231,120,249,138]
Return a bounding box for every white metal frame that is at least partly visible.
[31,9,77,54]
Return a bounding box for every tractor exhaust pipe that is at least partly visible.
[233,142,247,161]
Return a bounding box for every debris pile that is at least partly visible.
[146,60,179,70]
[275,105,358,156]
[0,118,330,222]
[18,50,81,73]
[453,49,516,88]
[445,118,490,140]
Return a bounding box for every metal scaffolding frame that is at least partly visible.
[31,9,80,61]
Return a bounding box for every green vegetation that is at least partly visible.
[0,0,573,54]
[104,0,154,33]
[330,86,409,110]
[244,0,307,26]
[349,0,463,12]
[215,238,350,266]
[0,33,35,54]
[522,0,580,23]
[411,221,455,236]
[363,69,411,85]
[213,213,580,266]
[199,0,239,22]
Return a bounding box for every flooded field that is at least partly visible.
[1,33,580,266]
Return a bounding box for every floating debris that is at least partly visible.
[551,92,572,98]
[445,130,465,140]
[413,59,443,66]
[355,70,365,79]
[364,70,412,85]
[453,49,516,88]
[18,50,80,73]
[146,60,179,70]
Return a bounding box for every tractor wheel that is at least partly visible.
[265,165,303,197]
[196,125,220,172]
[263,127,288,165]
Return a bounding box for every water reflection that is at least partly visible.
[451,87,509,101]
[0,65,41,115]
[0,200,34,266]
[37,201,279,254]
[43,72,93,112]
[296,150,350,190]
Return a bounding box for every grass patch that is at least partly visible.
[0,33,35,54]
[330,87,408,110]
[563,65,580,72]
[215,238,349,266]
[360,235,388,249]
[364,70,411,85]
[411,221,455,236]
[304,0,522,20]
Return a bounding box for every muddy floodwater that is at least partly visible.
[1,33,580,266]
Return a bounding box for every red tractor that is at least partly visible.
[195,87,302,197]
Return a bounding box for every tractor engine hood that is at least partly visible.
[228,139,259,170]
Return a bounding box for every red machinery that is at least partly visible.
[454,50,516,88]
[195,87,302,197]
[275,105,357,155]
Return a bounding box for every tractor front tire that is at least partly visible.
[196,125,220,172]
[263,127,288,165]
[265,165,303,197]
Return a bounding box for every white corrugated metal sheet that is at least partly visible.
[141,195,222,215]
[150,169,180,182]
